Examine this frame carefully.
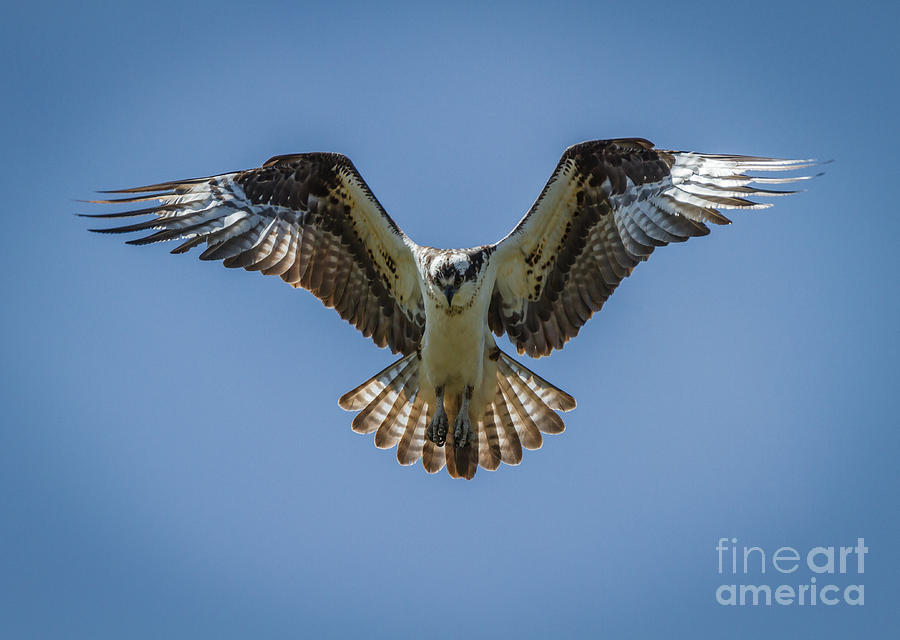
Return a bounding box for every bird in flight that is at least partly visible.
[84,138,818,479]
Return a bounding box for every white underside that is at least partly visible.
[419,271,497,411]
[422,303,489,392]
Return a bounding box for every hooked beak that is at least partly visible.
[443,286,456,307]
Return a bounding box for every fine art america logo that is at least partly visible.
[715,537,867,607]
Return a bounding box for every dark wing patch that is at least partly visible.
[85,153,424,354]
[490,138,819,357]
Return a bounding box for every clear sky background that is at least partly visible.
[1,1,898,638]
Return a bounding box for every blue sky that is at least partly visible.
[1,1,898,637]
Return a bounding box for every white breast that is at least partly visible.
[420,280,495,394]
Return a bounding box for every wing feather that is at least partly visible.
[490,138,818,357]
[85,153,425,354]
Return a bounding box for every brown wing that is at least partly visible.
[489,138,819,357]
[85,153,425,354]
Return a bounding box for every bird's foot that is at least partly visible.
[453,411,472,448]
[427,407,448,446]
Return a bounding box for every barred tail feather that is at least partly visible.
[337,348,575,479]
[422,437,446,474]
[468,348,576,476]
[496,356,569,434]
[338,353,417,411]
[339,353,429,466]
[476,403,502,471]
[396,393,430,466]
[498,351,576,413]
[347,357,418,435]
[491,386,523,466]
[374,382,418,449]
[496,374,543,449]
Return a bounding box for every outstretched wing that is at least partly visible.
[85,153,425,354]
[489,138,819,357]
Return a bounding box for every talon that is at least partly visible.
[427,387,448,446]
[453,409,472,449]
[432,413,448,446]
[454,385,474,448]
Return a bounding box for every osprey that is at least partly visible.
[85,138,818,479]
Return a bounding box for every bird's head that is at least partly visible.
[425,251,484,309]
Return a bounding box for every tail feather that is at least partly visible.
[491,390,524,465]
[477,403,502,471]
[497,358,566,435]
[422,438,446,474]
[338,354,416,411]
[496,374,543,449]
[396,393,429,466]
[499,352,576,412]
[350,359,417,434]
[374,385,417,449]
[338,346,576,479]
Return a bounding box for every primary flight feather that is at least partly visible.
[85,138,819,479]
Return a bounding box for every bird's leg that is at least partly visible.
[427,385,448,446]
[453,385,474,448]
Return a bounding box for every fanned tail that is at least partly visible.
[337,347,576,479]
